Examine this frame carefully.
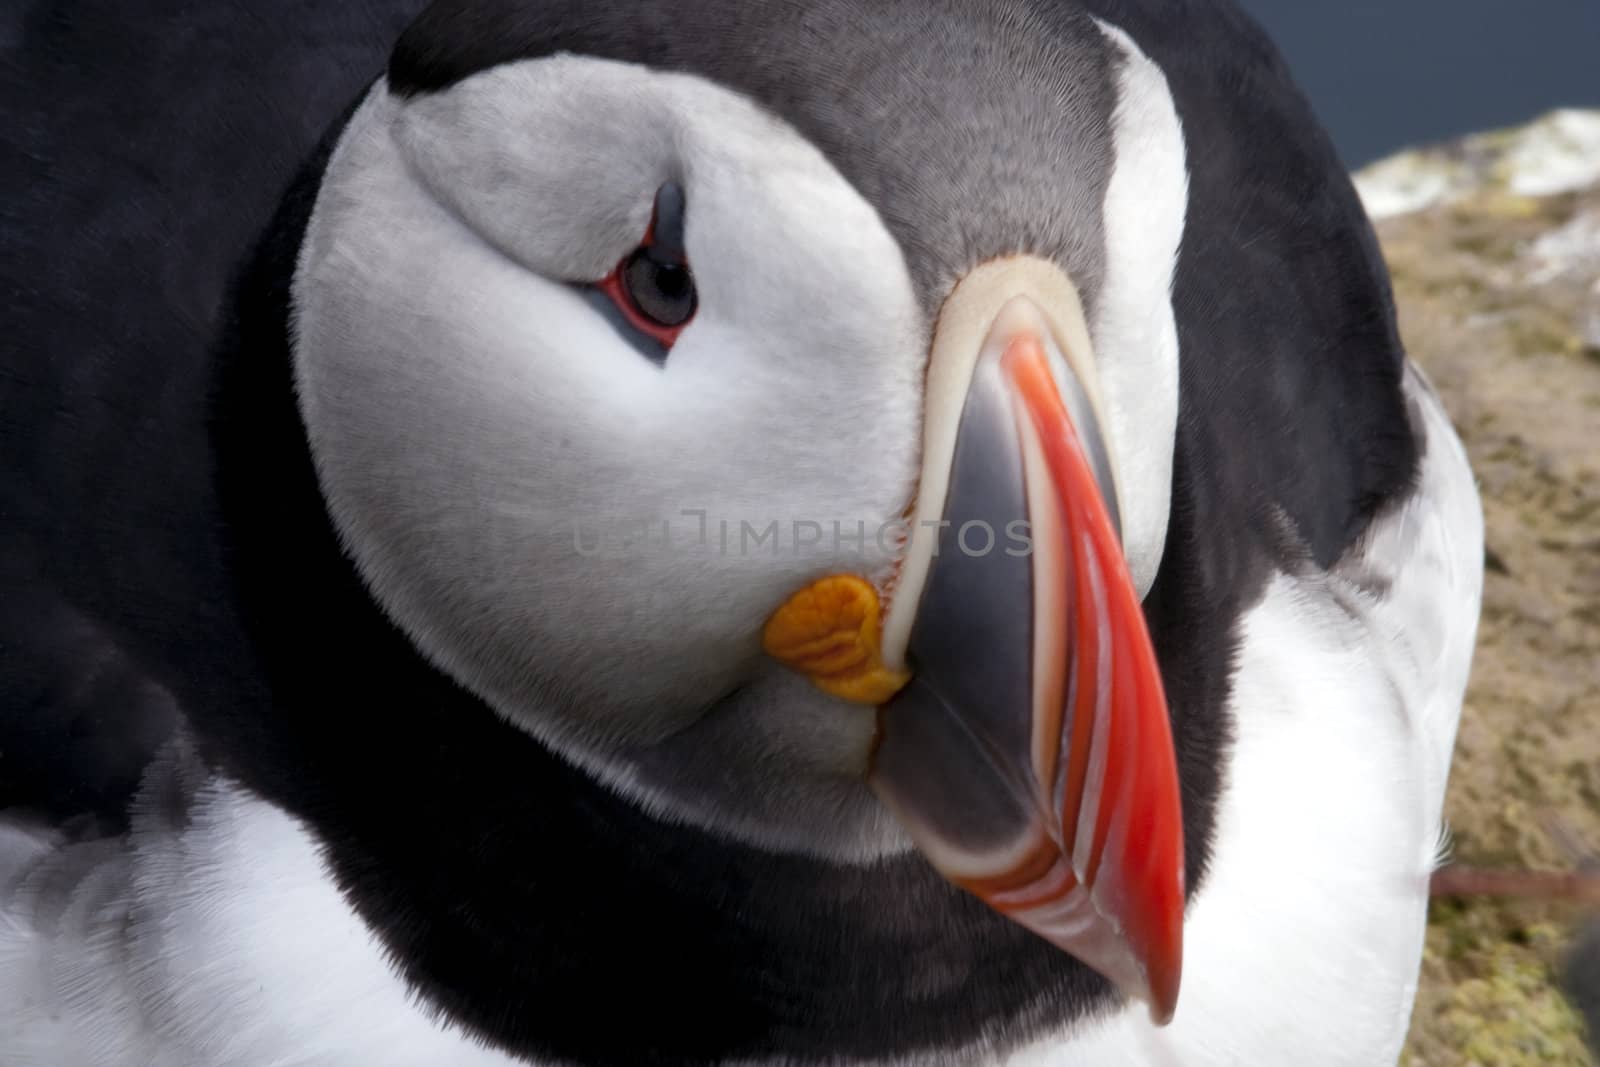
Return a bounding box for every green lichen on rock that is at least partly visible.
[1406,907,1592,1066]
[1360,111,1600,1066]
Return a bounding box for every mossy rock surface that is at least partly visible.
[1357,111,1600,1066]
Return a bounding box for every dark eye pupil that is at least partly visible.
[623,250,696,327]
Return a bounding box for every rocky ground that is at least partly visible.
[1353,111,1600,1066]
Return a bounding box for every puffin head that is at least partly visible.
[285,3,1189,1025]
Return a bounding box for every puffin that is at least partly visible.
[0,0,1484,1064]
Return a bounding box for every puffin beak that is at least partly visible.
[764,262,1185,1024]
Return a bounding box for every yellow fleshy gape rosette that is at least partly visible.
[761,575,911,706]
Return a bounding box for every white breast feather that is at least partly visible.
[0,768,521,1067]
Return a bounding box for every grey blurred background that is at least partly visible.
[1236,0,1600,166]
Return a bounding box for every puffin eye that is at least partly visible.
[591,182,696,354]
[621,248,697,328]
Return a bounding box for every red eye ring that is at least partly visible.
[594,183,696,351]
[595,255,693,349]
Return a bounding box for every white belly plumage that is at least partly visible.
[0,367,1481,1067]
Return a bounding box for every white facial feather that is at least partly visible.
[295,57,925,858]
